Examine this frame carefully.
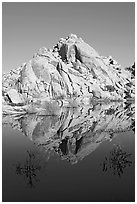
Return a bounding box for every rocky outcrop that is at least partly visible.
[125,62,135,77]
[124,62,135,99]
[2,34,135,114]
[3,102,135,164]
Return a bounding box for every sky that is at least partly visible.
[2,2,135,73]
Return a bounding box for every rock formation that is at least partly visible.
[3,102,135,164]
[2,34,135,114]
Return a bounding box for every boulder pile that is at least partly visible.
[2,34,135,114]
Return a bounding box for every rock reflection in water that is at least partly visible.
[101,145,132,177]
[3,102,135,164]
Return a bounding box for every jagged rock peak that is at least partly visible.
[59,33,84,43]
[52,34,99,63]
[2,34,135,114]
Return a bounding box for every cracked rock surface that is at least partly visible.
[2,34,135,114]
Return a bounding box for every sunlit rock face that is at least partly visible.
[2,34,134,114]
[3,102,135,164]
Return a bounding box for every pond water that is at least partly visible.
[2,102,135,202]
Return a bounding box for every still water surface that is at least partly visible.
[2,102,135,202]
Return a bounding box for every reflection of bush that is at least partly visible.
[102,145,132,177]
[15,150,43,188]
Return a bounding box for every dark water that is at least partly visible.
[2,102,135,202]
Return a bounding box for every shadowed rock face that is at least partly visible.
[3,102,135,164]
[2,34,135,114]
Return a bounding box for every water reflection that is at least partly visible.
[101,145,132,177]
[3,102,135,164]
[15,149,47,188]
